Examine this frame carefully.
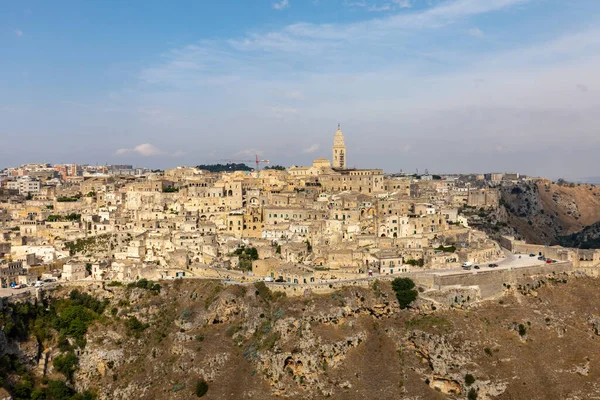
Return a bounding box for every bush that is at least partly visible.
[195,378,209,397]
[126,316,149,334]
[53,351,79,382]
[405,258,424,267]
[391,278,418,309]
[468,388,478,400]
[518,323,527,337]
[127,279,161,293]
[465,373,476,386]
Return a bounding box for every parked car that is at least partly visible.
[34,281,44,287]
[263,277,274,282]
[488,263,494,267]
[11,284,22,289]
[546,259,553,263]
[275,278,285,283]
[529,254,536,257]
[474,265,480,270]
[538,256,546,261]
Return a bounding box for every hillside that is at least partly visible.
[3,277,600,399]
[471,180,600,247]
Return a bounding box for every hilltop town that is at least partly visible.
[1,125,599,297]
[3,127,600,400]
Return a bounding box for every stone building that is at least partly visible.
[332,124,347,169]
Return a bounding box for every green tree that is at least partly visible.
[391,277,418,309]
[53,351,79,382]
[392,277,415,292]
[195,378,209,397]
[395,289,418,309]
[47,379,76,399]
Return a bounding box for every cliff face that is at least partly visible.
[473,181,600,247]
[56,277,600,399]
[4,276,600,399]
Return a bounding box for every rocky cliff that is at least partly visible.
[471,180,600,247]
[4,276,600,399]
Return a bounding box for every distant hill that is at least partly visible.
[474,180,600,248]
[196,163,252,172]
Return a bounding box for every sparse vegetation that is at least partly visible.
[126,316,149,335]
[53,351,79,382]
[46,213,81,222]
[405,258,425,267]
[127,278,161,293]
[518,323,527,337]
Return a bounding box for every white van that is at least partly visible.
[462,261,473,270]
[263,277,274,282]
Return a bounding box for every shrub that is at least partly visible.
[468,388,478,400]
[126,316,149,334]
[127,279,161,293]
[465,373,476,386]
[53,351,79,382]
[195,378,209,397]
[254,282,273,302]
[484,347,493,356]
[518,324,527,337]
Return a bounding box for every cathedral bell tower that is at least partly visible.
[332,123,346,169]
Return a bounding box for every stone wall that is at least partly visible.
[432,262,576,298]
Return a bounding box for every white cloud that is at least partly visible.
[284,90,304,100]
[345,1,367,7]
[392,0,411,8]
[271,106,298,118]
[272,0,290,10]
[303,144,320,153]
[468,27,484,37]
[115,143,165,157]
[233,148,264,158]
[15,30,23,37]
[369,4,391,12]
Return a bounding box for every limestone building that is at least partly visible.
[332,124,346,169]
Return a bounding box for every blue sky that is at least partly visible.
[2,0,600,179]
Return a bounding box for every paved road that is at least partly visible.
[0,250,558,298]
